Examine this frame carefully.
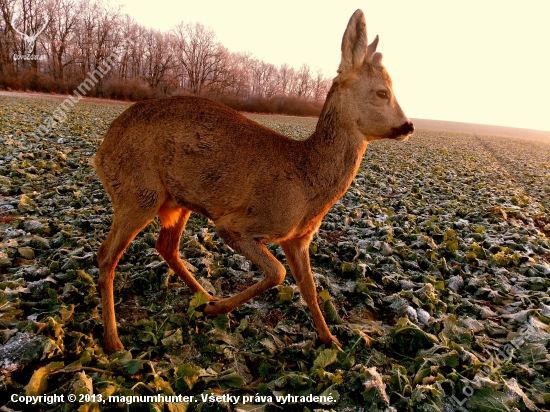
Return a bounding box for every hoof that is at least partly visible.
[195,302,211,313]
[332,340,344,352]
[320,334,342,350]
[104,337,124,354]
[195,300,216,315]
[200,301,232,316]
[194,294,217,313]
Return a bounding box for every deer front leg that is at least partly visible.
[280,235,341,348]
[202,228,286,315]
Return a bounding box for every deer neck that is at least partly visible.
[301,86,368,208]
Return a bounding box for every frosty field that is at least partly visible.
[1,95,549,411]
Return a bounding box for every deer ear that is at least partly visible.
[339,9,368,73]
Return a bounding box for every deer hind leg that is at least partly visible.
[202,227,286,315]
[98,207,156,353]
[280,235,341,348]
[156,204,215,300]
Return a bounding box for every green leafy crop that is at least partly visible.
[1,96,549,411]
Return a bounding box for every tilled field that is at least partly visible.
[1,95,549,411]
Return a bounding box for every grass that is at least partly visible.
[0,94,549,411]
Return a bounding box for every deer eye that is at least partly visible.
[376,90,389,99]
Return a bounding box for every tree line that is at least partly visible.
[0,0,332,115]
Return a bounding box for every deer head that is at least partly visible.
[332,9,413,142]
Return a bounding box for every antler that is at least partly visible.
[33,15,49,38]
[10,15,49,40]
[10,16,26,38]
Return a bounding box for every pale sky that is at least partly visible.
[110,0,550,131]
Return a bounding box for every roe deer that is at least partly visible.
[92,9,414,353]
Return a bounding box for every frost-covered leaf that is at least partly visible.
[465,388,514,411]
[313,349,338,369]
[187,291,210,318]
[175,364,201,390]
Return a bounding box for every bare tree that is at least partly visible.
[143,29,174,92]
[77,0,121,81]
[312,67,330,101]
[204,45,243,96]
[225,51,252,97]
[116,13,139,81]
[0,0,18,74]
[294,63,312,98]
[43,0,80,82]
[262,62,279,98]
[278,63,295,96]
[127,23,147,80]
[0,0,326,111]
[173,21,227,95]
[249,59,271,97]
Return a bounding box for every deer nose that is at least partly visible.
[391,121,415,138]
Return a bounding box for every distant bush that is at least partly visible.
[215,94,323,117]
[101,79,162,101]
[0,70,83,95]
[1,71,324,117]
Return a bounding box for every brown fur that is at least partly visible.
[93,9,414,353]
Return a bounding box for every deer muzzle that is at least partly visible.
[390,121,414,139]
